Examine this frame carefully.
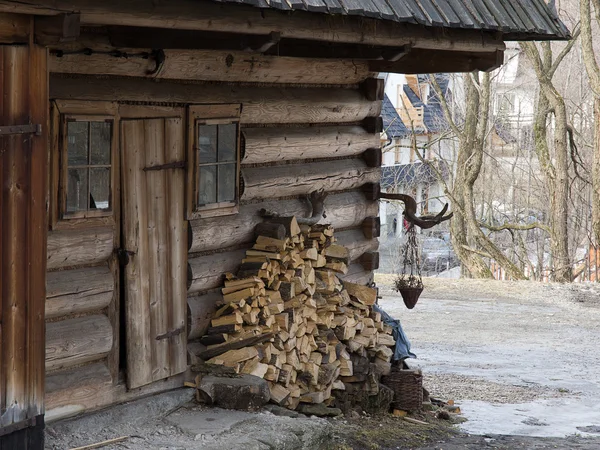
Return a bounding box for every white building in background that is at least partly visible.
[379,73,455,239]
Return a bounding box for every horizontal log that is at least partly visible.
[189,191,378,253]
[47,226,114,270]
[46,315,113,372]
[242,126,379,165]
[188,292,222,340]
[188,249,247,294]
[335,229,379,262]
[46,265,114,319]
[49,75,381,125]
[0,12,29,43]
[2,0,505,52]
[50,49,372,85]
[339,263,374,286]
[242,159,380,201]
[45,362,189,422]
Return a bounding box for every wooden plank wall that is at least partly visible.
[45,48,382,420]
[0,42,48,444]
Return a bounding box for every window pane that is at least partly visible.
[198,165,217,205]
[90,167,111,210]
[66,168,89,213]
[90,122,112,165]
[198,125,217,164]
[218,163,236,203]
[67,122,89,166]
[218,124,237,163]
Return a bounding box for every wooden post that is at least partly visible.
[0,22,48,449]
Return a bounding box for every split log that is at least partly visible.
[46,265,114,319]
[47,226,114,270]
[242,126,380,164]
[46,315,113,372]
[187,249,247,294]
[50,49,372,85]
[187,292,223,340]
[334,229,379,262]
[242,160,380,201]
[50,75,381,125]
[188,192,378,253]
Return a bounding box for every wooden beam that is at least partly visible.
[370,49,505,74]
[49,47,374,85]
[188,191,378,253]
[242,126,379,164]
[188,249,247,294]
[35,13,80,45]
[46,315,113,372]
[47,226,114,270]
[50,75,381,125]
[187,292,222,340]
[0,12,30,43]
[0,0,506,52]
[45,363,188,423]
[241,159,380,201]
[46,266,114,319]
[360,78,384,102]
[362,148,382,168]
[361,216,381,239]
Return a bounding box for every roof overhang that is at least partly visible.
[0,0,569,74]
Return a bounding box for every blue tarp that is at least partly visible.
[373,304,416,361]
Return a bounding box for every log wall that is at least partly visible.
[45,48,381,419]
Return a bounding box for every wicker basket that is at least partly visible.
[381,366,423,412]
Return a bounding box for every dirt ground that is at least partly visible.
[373,275,600,449]
[45,277,600,449]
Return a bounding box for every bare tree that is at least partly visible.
[580,0,600,256]
[431,72,527,280]
[521,35,580,282]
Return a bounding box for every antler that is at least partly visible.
[380,192,453,229]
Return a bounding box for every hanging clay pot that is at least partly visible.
[399,286,423,309]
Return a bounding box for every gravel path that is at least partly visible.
[375,274,600,446]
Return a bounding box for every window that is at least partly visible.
[50,100,118,227]
[187,104,242,218]
[64,119,113,215]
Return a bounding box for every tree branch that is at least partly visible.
[479,221,551,234]
[429,74,463,139]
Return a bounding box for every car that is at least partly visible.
[420,237,459,271]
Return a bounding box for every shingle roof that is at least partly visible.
[401,74,450,134]
[213,0,570,40]
[382,95,409,139]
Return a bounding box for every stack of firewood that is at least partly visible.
[198,217,396,410]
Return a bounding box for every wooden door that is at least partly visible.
[120,117,187,389]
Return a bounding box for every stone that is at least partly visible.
[199,374,270,410]
[297,404,343,417]
[263,404,302,418]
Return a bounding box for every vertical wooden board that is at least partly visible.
[1,45,29,426]
[144,119,170,382]
[164,118,187,376]
[121,120,153,389]
[26,43,48,417]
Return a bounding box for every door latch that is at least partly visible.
[115,248,136,266]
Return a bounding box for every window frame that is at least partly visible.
[187,104,242,220]
[50,100,119,229]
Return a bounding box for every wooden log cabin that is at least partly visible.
[0,0,568,447]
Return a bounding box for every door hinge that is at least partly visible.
[143,160,185,171]
[0,124,42,136]
[156,327,184,340]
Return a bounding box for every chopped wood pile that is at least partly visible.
[198,217,395,410]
